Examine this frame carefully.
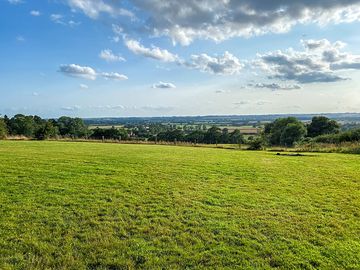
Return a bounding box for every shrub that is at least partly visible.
[247,138,264,150]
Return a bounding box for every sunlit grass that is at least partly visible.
[1,141,359,269]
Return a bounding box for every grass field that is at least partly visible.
[1,141,360,269]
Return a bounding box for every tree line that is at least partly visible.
[0,114,246,144]
[261,116,345,148]
[0,115,88,140]
[1,114,359,147]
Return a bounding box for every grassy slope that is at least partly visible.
[0,141,359,269]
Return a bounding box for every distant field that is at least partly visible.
[1,141,360,269]
[88,125,124,130]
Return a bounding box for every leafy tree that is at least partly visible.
[221,128,230,144]
[265,117,306,146]
[8,114,36,137]
[186,130,205,143]
[0,118,8,139]
[90,127,128,140]
[248,138,264,150]
[35,121,59,140]
[204,126,222,144]
[229,129,245,144]
[57,116,88,138]
[280,122,307,147]
[307,116,339,137]
[157,129,184,142]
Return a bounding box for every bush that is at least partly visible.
[247,138,264,150]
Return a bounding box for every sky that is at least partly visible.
[1,0,360,118]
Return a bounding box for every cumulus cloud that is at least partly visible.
[124,39,179,62]
[99,49,125,62]
[59,64,128,81]
[67,0,134,19]
[185,51,243,75]
[59,64,97,80]
[249,83,301,90]
[63,1,360,45]
[255,39,360,84]
[30,10,41,16]
[152,81,176,89]
[101,72,128,81]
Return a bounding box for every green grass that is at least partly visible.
[1,141,360,269]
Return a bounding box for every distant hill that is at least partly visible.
[84,113,360,126]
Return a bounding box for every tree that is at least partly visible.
[229,129,245,144]
[35,121,58,140]
[0,118,8,139]
[265,117,306,146]
[248,138,264,150]
[204,126,222,144]
[8,114,36,137]
[186,130,205,143]
[221,128,230,144]
[57,116,88,138]
[280,122,307,147]
[307,116,339,137]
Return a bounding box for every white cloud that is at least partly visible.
[50,14,65,24]
[124,38,179,62]
[59,64,128,81]
[249,83,301,91]
[185,51,243,75]
[30,10,41,16]
[79,84,89,89]
[255,39,360,84]
[61,1,360,45]
[99,49,125,62]
[152,81,176,89]
[131,0,360,45]
[101,72,128,81]
[67,0,134,19]
[68,20,81,27]
[32,92,39,96]
[61,105,81,111]
[50,14,80,26]
[59,64,97,80]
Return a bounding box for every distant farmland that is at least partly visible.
[1,141,359,269]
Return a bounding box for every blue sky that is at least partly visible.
[1,0,360,118]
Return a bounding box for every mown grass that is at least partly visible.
[0,141,360,269]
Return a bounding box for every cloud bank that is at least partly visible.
[65,0,360,45]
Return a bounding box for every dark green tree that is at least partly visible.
[307,116,339,137]
[280,122,307,147]
[221,128,230,144]
[265,117,306,146]
[35,121,59,140]
[57,116,88,138]
[8,114,36,137]
[0,118,8,139]
[186,130,205,143]
[229,129,245,144]
[204,126,222,144]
